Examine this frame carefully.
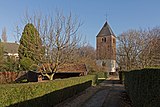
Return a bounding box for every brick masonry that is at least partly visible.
[96,21,116,72]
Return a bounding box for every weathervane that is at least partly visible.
[105,12,108,21]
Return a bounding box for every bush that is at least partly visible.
[124,68,160,107]
[119,71,127,84]
[97,72,107,79]
[89,72,107,79]
[89,74,98,85]
[0,75,97,107]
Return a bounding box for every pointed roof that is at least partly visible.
[96,21,115,37]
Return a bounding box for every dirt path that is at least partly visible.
[55,76,125,107]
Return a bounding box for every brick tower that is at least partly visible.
[96,21,116,73]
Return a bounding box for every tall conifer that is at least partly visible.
[18,23,44,68]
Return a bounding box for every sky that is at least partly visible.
[0,0,160,48]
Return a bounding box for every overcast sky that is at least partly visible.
[0,0,160,47]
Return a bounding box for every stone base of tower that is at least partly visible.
[96,59,116,73]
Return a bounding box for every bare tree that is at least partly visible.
[117,30,142,70]
[23,11,83,80]
[138,27,160,67]
[1,27,7,42]
[117,27,160,71]
[76,44,96,64]
[75,44,106,73]
[13,25,21,43]
[0,42,6,71]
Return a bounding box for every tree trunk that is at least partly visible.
[49,73,55,80]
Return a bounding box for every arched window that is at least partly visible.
[104,38,106,42]
[102,37,106,42]
[102,38,104,42]
[102,61,106,66]
[113,38,115,43]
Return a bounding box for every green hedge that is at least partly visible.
[119,71,127,84]
[89,72,107,79]
[97,72,107,79]
[124,68,160,107]
[0,75,97,107]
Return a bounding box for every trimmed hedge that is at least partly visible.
[97,72,107,79]
[124,68,160,107]
[119,71,127,84]
[89,72,107,79]
[0,75,97,107]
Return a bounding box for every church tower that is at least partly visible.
[96,21,116,73]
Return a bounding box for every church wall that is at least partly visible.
[96,59,116,72]
[96,35,116,60]
[96,22,116,73]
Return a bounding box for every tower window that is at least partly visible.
[102,37,106,42]
[102,38,104,42]
[104,38,106,42]
[102,61,106,66]
[113,39,115,43]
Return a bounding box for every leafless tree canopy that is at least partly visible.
[22,11,83,80]
[74,44,105,73]
[117,27,160,71]
[1,27,7,42]
[13,26,21,43]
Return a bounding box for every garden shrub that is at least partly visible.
[89,72,107,79]
[0,75,97,107]
[124,68,160,107]
[119,71,127,84]
[97,72,107,79]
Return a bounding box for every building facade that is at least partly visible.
[0,42,19,59]
[96,21,116,73]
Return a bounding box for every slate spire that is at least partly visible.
[97,21,115,37]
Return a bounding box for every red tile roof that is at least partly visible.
[57,64,87,73]
[38,63,87,73]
